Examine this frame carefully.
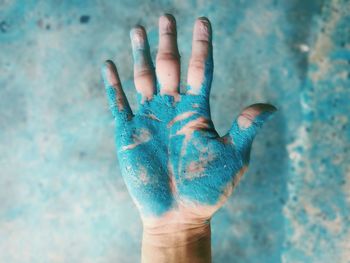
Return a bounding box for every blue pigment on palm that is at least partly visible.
[104,83,276,216]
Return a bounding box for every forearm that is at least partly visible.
[141,221,211,263]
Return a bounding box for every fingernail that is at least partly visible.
[159,14,176,33]
[194,18,211,41]
[101,60,117,86]
[237,103,277,129]
[101,61,110,85]
[130,26,146,49]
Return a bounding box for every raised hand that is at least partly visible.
[101,15,276,229]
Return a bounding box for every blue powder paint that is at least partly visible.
[103,66,277,216]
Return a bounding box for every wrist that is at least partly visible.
[141,220,211,263]
[142,220,211,248]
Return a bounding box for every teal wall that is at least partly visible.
[0,0,349,262]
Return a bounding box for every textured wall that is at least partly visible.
[0,0,349,262]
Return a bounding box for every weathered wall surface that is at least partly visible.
[0,0,349,262]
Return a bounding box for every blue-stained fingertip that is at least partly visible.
[101,60,125,93]
[229,103,277,160]
[129,25,145,45]
[130,24,145,35]
[233,103,278,136]
[101,60,114,87]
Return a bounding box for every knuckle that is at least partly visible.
[135,68,154,78]
[156,52,180,62]
[189,58,206,71]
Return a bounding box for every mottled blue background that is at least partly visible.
[0,0,349,262]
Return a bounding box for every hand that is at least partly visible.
[101,14,276,253]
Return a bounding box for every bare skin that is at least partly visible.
[101,14,277,263]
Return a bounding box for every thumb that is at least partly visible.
[228,103,277,159]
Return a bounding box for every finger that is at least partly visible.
[156,14,180,97]
[186,17,213,97]
[228,103,277,155]
[130,25,156,103]
[101,60,133,124]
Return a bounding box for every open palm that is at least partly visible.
[101,15,276,224]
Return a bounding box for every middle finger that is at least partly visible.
[156,14,181,97]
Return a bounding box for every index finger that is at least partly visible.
[101,60,133,123]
